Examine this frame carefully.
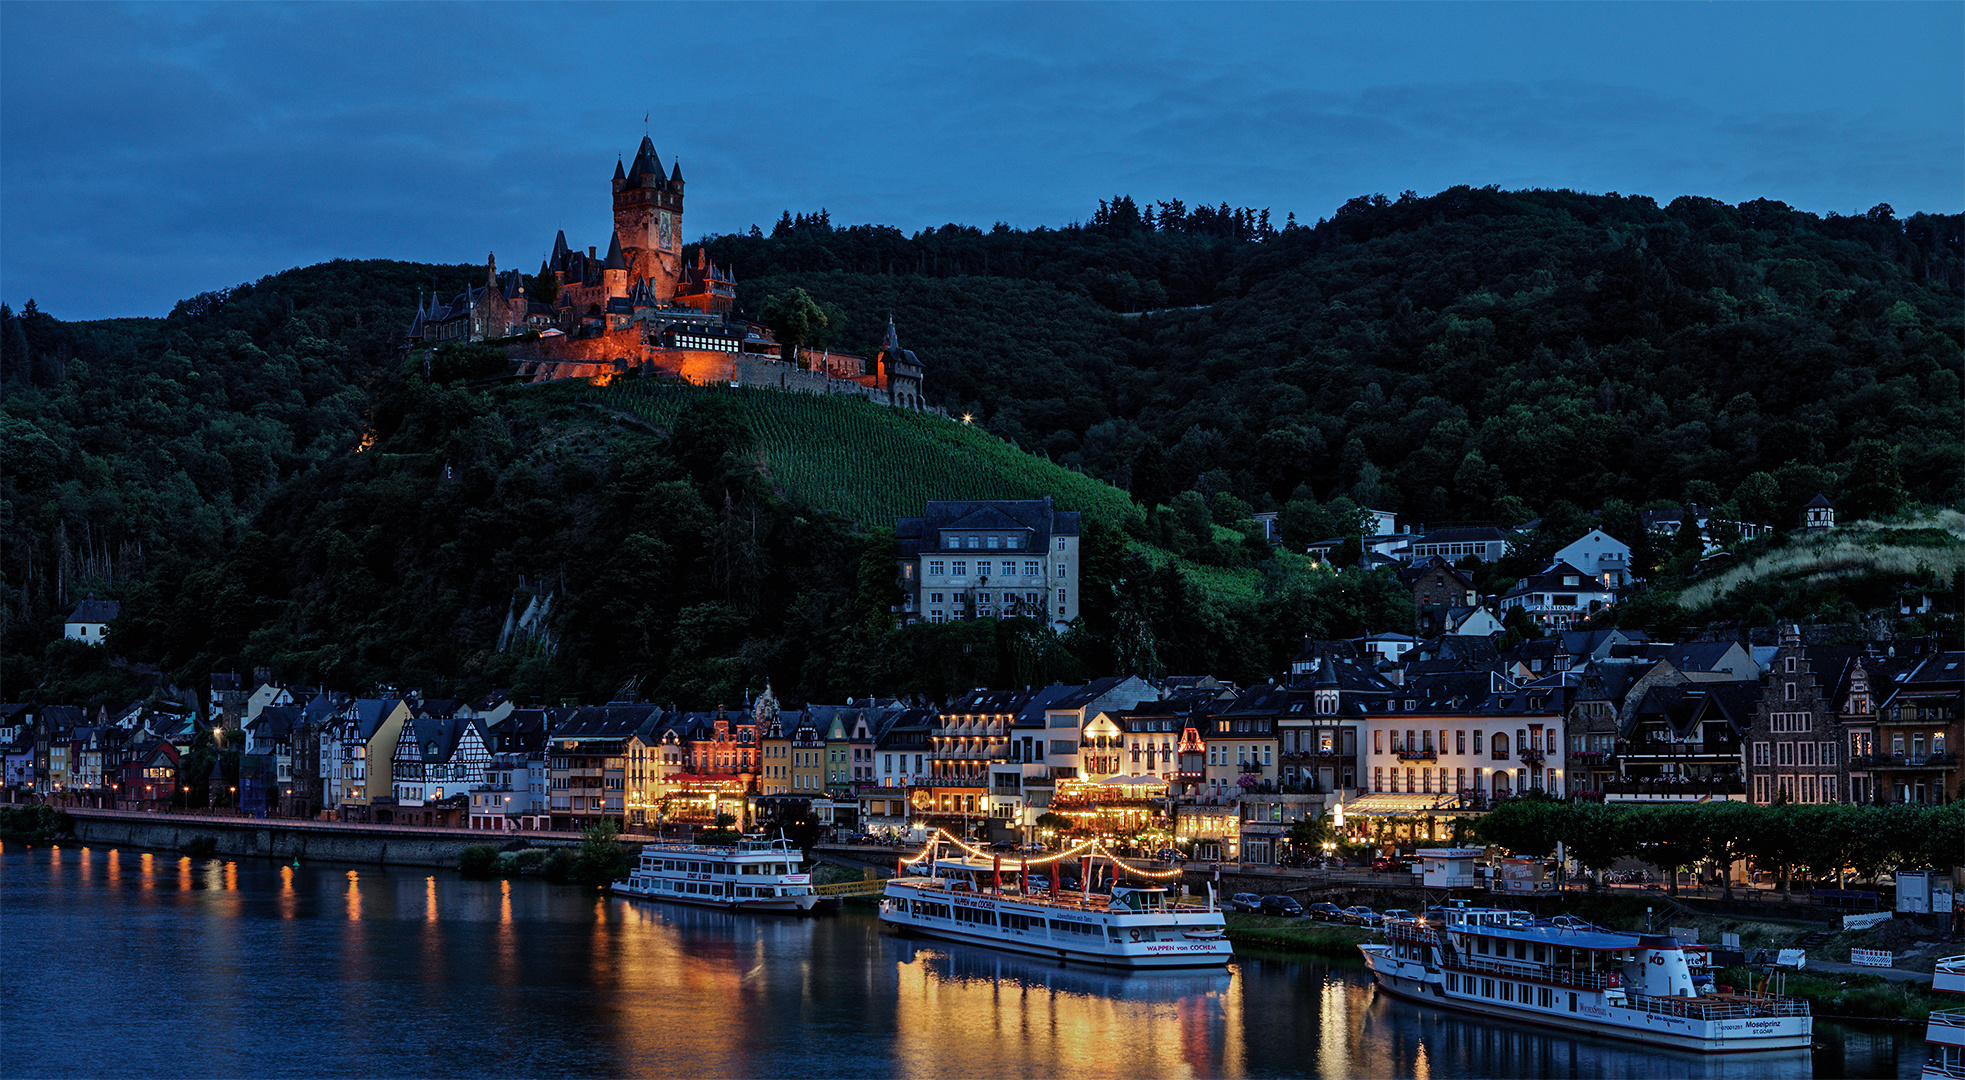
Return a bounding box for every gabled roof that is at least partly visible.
[1804,492,1835,509]
[1507,561,1614,598]
[341,699,403,742]
[65,597,120,624]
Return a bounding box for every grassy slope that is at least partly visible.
[580,380,1139,528]
[568,379,1302,602]
[1671,510,1965,613]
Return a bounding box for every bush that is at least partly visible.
[541,849,579,884]
[0,805,72,840]
[458,844,499,878]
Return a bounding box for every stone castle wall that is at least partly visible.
[506,332,942,413]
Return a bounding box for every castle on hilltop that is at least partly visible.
[406,135,928,410]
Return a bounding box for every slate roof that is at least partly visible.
[896,498,1081,558]
[1045,676,1133,713]
[65,597,120,624]
[557,704,666,741]
[1661,641,1746,673]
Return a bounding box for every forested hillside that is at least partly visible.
[4,186,1958,706]
[710,189,1962,531]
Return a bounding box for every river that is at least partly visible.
[0,843,1926,1078]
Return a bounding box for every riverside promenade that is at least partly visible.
[52,807,585,868]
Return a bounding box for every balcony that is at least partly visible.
[1519,747,1546,765]
[1850,752,1958,771]
[1395,748,1437,762]
[1602,779,1745,801]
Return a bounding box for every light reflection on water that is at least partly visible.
[0,844,1924,1079]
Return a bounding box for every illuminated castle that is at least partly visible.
[406,135,927,410]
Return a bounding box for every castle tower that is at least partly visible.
[602,231,629,299]
[612,135,684,303]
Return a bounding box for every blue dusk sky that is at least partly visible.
[2,1,1959,320]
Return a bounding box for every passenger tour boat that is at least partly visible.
[1359,903,1813,1052]
[614,834,819,913]
[879,831,1231,969]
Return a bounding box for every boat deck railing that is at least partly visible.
[888,877,1217,916]
[1625,990,1809,1020]
[1443,954,1620,990]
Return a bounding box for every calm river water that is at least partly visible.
[0,843,1925,1079]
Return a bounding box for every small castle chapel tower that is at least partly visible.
[612,135,685,303]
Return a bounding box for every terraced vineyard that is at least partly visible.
[581,381,1140,530]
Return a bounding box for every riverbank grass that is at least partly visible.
[1224,914,1377,956]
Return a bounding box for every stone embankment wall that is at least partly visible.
[65,809,584,869]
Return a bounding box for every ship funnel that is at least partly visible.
[1634,935,1697,998]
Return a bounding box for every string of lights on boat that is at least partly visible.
[897,828,1186,880]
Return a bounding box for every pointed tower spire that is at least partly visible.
[670,160,683,183]
[882,314,900,351]
[602,231,627,271]
[613,157,626,181]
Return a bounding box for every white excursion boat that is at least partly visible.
[1359,904,1812,1053]
[878,832,1231,969]
[614,834,819,913]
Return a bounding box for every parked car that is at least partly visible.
[1259,895,1305,918]
[1305,902,1345,922]
[1380,908,1416,923]
[1341,905,1382,926]
[1371,857,1410,873]
[1229,893,1264,913]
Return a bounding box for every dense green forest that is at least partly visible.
[3,187,1958,707]
[710,189,1962,526]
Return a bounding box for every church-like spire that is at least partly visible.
[602,231,627,271]
[628,135,662,183]
[613,157,626,182]
[669,160,683,184]
[882,314,900,351]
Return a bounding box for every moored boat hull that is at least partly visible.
[885,907,1232,969]
[614,878,819,913]
[1361,946,1813,1053]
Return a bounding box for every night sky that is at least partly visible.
[3,1,1959,320]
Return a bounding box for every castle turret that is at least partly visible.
[602,231,629,297]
